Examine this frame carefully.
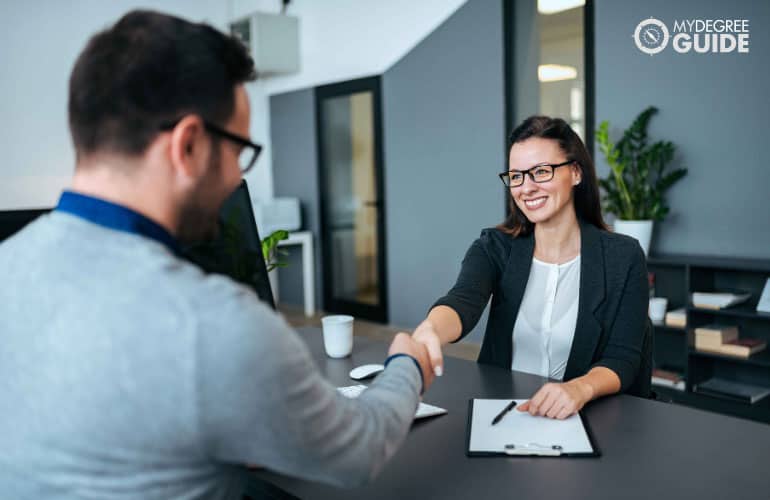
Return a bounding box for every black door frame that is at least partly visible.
[584,0,596,154]
[502,0,595,216]
[314,75,389,323]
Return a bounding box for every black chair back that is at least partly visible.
[0,209,50,242]
[627,318,654,398]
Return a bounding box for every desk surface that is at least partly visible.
[253,327,770,500]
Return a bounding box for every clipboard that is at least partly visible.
[466,399,600,457]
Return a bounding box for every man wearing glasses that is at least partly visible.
[0,10,434,499]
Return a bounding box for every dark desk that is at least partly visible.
[253,327,770,499]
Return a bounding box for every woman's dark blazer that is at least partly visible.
[432,220,651,397]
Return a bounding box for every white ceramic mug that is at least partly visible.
[649,297,668,322]
[321,315,354,358]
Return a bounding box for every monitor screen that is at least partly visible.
[181,180,276,309]
[0,209,51,242]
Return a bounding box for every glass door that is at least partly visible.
[316,76,388,322]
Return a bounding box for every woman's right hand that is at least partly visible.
[410,321,445,377]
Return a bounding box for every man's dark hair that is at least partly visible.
[68,10,256,158]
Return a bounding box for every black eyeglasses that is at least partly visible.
[498,160,575,187]
[160,119,263,174]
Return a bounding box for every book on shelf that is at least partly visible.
[664,307,687,328]
[696,338,767,358]
[651,368,685,391]
[693,324,739,348]
[758,278,770,313]
[694,377,770,404]
[691,291,751,310]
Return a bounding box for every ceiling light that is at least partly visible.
[538,64,577,82]
[538,0,585,15]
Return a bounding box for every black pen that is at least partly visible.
[491,400,517,426]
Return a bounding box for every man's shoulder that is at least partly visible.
[189,268,299,366]
[183,268,265,314]
[8,211,273,320]
[159,255,273,324]
[0,212,54,251]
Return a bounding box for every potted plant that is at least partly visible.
[596,106,688,255]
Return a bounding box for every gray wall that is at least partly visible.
[269,88,324,308]
[382,0,504,340]
[595,0,770,258]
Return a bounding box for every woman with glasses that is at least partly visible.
[410,116,650,420]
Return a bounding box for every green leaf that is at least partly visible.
[656,168,688,193]
[596,106,686,221]
[261,229,291,271]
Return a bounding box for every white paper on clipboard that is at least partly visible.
[468,399,595,456]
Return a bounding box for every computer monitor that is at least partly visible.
[0,209,51,242]
[181,180,276,309]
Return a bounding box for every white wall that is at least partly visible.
[0,0,227,210]
[229,0,467,202]
[0,0,466,208]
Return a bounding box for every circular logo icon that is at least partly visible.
[633,18,669,55]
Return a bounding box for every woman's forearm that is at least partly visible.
[520,366,622,419]
[421,305,463,345]
[568,366,622,403]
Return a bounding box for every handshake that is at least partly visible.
[387,322,445,393]
[388,317,593,420]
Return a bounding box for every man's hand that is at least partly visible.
[388,332,436,392]
[410,321,444,377]
[516,379,594,419]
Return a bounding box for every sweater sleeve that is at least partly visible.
[591,242,649,392]
[195,286,421,488]
[431,230,499,341]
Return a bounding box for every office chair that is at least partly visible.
[627,317,655,399]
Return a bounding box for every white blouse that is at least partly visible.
[511,255,580,380]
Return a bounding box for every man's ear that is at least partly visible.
[168,115,206,179]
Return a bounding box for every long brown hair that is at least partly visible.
[497,116,608,237]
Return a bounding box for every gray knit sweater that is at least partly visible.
[0,212,421,499]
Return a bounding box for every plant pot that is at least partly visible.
[614,219,653,256]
